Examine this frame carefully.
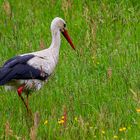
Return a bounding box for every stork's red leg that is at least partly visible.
[17,86,24,96]
[17,86,30,113]
[26,93,29,108]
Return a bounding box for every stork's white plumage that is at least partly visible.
[0,17,75,113]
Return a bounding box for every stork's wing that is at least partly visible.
[0,55,49,85]
[3,55,34,67]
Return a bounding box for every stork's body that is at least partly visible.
[0,17,75,113]
[4,38,60,91]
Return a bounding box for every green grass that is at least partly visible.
[0,0,140,139]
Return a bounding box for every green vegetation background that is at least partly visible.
[0,0,140,139]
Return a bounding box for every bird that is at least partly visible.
[0,17,75,113]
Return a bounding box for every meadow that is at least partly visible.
[0,0,140,139]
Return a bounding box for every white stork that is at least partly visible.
[0,17,75,113]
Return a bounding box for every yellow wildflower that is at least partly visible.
[119,128,123,132]
[61,116,64,120]
[113,135,118,139]
[58,119,64,124]
[122,127,126,131]
[101,130,105,134]
[119,127,126,132]
[136,109,140,112]
[44,120,48,125]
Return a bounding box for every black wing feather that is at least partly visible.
[0,55,48,85]
[3,55,34,68]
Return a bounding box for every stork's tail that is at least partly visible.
[0,67,12,85]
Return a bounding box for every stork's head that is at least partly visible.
[51,17,75,50]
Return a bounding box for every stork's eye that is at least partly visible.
[64,23,66,28]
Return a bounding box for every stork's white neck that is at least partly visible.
[46,28,61,64]
[50,29,61,51]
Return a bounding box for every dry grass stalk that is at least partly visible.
[79,115,84,129]
[130,89,140,104]
[3,0,12,18]
[34,111,40,128]
[5,121,21,139]
[22,137,26,140]
[40,39,45,49]
[30,111,40,140]
[63,106,67,127]
[83,5,90,23]
[90,19,97,43]
[79,48,83,56]
[5,121,13,138]
[107,67,112,79]
[30,127,36,140]
[61,0,72,17]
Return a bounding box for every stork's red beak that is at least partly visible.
[61,29,75,50]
